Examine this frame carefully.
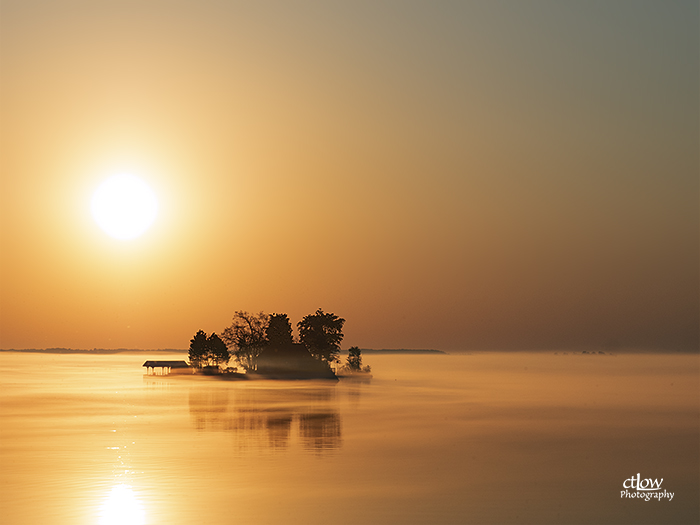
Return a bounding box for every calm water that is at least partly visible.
[1,351,698,524]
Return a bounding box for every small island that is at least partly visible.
[336,346,372,379]
[147,309,373,381]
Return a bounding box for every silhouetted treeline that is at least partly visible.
[188,331,230,368]
[214,308,346,372]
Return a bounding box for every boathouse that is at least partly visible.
[143,360,191,375]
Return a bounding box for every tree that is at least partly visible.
[188,330,230,368]
[343,346,371,373]
[297,309,345,363]
[221,310,268,371]
[207,332,230,367]
[346,346,363,371]
[189,329,208,369]
[266,313,294,347]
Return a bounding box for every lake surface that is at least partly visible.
[1,351,698,524]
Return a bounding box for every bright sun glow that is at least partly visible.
[98,484,146,525]
[91,174,158,240]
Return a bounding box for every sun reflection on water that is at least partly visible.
[98,484,146,525]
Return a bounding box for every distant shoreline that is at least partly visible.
[0,347,448,355]
[344,349,447,355]
[0,348,187,355]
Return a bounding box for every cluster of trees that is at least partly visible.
[189,308,346,372]
[188,330,230,368]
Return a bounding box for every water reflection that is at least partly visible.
[98,484,145,525]
[298,412,341,450]
[188,384,342,452]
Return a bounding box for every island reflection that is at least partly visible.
[188,384,342,452]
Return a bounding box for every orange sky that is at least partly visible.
[1,1,697,351]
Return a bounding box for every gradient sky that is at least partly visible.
[1,1,697,351]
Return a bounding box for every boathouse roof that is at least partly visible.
[142,360,190,368]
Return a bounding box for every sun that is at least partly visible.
[91,174,158,240]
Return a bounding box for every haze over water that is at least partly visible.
[1,351,697,524]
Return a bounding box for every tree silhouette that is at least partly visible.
[189,330,230,368]
[266,313,294,347]
[221,311,268,371]
[189,329,208,368]
[297,309,345,363]
[342,346,371,373]
[207,332,230,366]
[346,346,362,371]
